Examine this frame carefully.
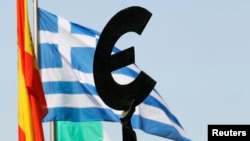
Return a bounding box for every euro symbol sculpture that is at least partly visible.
[93,6,156,141]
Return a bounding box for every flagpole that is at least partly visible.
[50,122,56,141]
[32,0,56,141]
[33,0,38,58]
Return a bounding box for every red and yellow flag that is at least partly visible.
[17,0,47,141]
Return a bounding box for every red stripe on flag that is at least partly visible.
[24,51,48,120]
[18,126,26,141]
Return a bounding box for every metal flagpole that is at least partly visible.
[32,0,56,141]
[32,0,38,57]
[50,122,56,141]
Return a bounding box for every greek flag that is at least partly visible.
[38,8,191,141]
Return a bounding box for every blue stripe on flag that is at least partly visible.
[44,107,120,122]
[144,94,183,128]
[70,22,99,37]
[43,81,98,95]
[112,67,138,78]
[112,47,120,53]
[131,115,190,141]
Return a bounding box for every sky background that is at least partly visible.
[1,0,250,141]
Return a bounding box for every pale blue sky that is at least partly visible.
[1,0,250,141]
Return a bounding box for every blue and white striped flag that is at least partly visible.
[38,8,191,141]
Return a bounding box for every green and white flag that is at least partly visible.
[56,121,111,141]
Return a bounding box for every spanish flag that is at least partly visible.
[17,0,47,141]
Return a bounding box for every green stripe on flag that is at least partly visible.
[56,121,105,141]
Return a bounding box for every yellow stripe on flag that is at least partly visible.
[23,0,33,55]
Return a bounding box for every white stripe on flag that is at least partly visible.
[41,68,136,86]
[45,94,111,109]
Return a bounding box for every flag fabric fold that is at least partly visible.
[17,0,48,141]
[38,8,191,141]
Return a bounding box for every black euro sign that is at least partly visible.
[93,6,156,110]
